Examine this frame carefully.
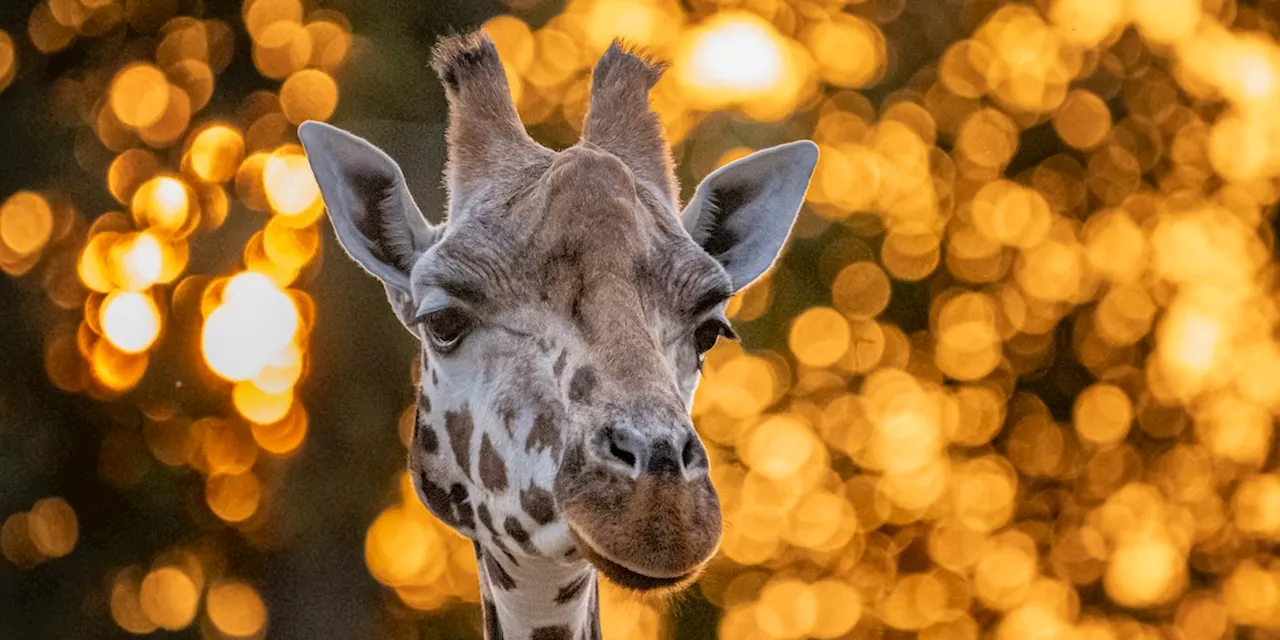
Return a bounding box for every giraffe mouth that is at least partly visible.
[569,527,702,593]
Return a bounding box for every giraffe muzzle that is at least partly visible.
[553,425,723,592]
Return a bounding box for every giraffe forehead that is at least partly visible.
[533,146,661,267]
[426,194,722,318]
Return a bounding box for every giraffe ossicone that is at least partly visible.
[299,29,818,640]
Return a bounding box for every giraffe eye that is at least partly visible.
[421,308,475,352]
[693,319,733,357]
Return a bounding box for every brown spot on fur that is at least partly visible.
[559,442,586,478]
[479,434,508,491]
[520,486,556,525]
[477,503,499,536]
[477,504,521,566]
[445,410,473,471]
[449,483,476,530]
[431,369,438,386]
[504,516,537,555]
[417,416,438,454]
[570,277,589,337]
[526,413,560,455]
[568,366,597,404]
[553,350,567,378]
[531,627,572,640]
[417,472,455,527]
[483,552,517,590]
[554,573,589,604]
[501,408,517,437]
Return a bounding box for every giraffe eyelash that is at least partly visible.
[419,307,477,353]
[693,318,734,369]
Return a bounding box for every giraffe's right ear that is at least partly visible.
[299,121,438,322]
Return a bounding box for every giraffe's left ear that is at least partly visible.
[299,121,439,326]
[680,140,819,292]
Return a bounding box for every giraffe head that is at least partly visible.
[299,32,816,592]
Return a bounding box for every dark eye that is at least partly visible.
[420,308,475,352]
[693,319,732,356]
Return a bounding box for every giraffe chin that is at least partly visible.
[569,528,704,594]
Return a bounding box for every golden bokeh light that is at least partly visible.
[245,0,303,43]
[1130,0,1200,45]
[232,381,294,424]
[1053,89,1112,150]
[755,579,818,638]
[788,307,850,368]
[139,85,193,147]
[28,2,75,54]
[251,404,308,455]
[110,231,165,291]
[279,69,338,124]
[805,15,885,90]
[832,261,891,319]
[100,291,161,354]
[26,497,77,559]
[262,145,322,221]
[2,512,44,568]
[1234,474,1280,539]
[674,12,795,115]
[108,149,161,205]
[189,125,246,183]
[1074,383,1132,446]
[0,30,15,94]
[109,63,171,129]
[206,579,268,638]
[201,271,300,382]
[139,566,199,630]
[366,506,442,587]
[110,568,159,634]
[205,472,262,523]
[305,17,351,72]
[0,191,54,257]
[131,176,193,236]
[1105,534,1187,608]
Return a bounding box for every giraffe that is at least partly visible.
[298,30,818,640]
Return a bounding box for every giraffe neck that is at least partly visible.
[475,541,602,640]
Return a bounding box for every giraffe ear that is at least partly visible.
[680,141,819,292]
[299,120,438,296]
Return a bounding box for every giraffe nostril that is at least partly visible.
[681,435,702,471]
[609,440,637,469]
[594,424,707,479]
[599,425,646,475]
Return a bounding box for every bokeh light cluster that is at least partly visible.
[3,0,346,636]
[10,0,1280,638]
[105,549,267,640]
[1,497,78,569]
[675,1,1280,639]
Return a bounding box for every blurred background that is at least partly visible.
[4,0,1280,638]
